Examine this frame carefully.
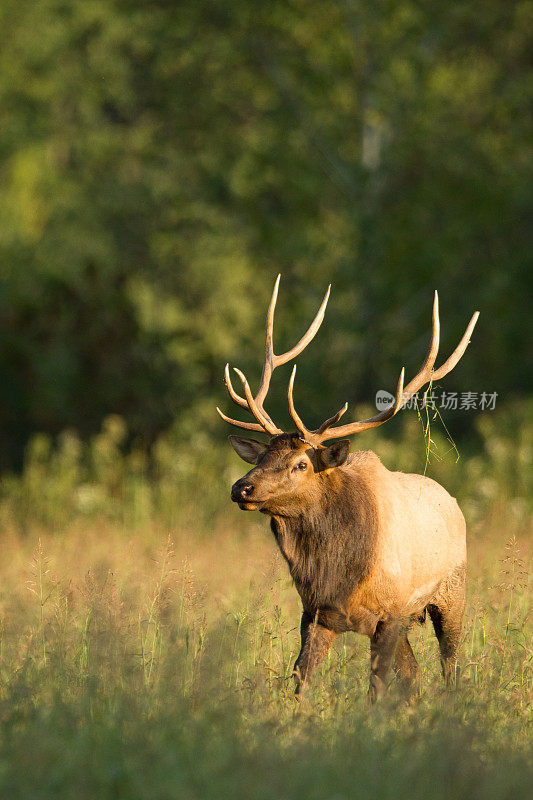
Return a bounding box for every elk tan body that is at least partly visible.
[217,276,477,699]
[337,451,466,632]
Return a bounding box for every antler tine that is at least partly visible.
[233,368,282,436]
[218,275,331,437]
[316,402,349,435]
[223,360,280,431]
[432,311,479,381]
[255,277,330,407]
[316,291,478,442]
[317,292,437,441]
[400,290,440,405]
[254,274,280,409]
[379,367,405,422]
[274,284,331,367]
[288,364,349,443]
[219,282,479,443]
[224,361,278,427]
[224,363,247,409]
[287,365,311,439]
[215,407,267,433]
[265,273,280,361]
[316,367,405,441]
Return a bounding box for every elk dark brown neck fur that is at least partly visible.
[270,463,378,630]
[218,276,478,700]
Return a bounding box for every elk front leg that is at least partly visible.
[393,632,420,695]
[369,618,402,702]
[293,611,336,695]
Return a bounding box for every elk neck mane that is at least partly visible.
[269,462,378,614]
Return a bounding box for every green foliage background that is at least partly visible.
[0,0,531,468]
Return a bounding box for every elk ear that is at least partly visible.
[321,440,350,468]
[228,436,268,464]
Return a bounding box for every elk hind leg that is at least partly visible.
[369,619,402,702]
[428,570,466,686]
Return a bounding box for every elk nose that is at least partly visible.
[231,480,255,502]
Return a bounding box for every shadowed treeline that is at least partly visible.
[0,0,531,470]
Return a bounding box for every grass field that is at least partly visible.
[0,501,530,800]
[0,406,530,798]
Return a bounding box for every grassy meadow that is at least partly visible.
[0,404,530,799]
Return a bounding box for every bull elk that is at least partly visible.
[217,276,479,700]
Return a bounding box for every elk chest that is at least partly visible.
[270,486,379,634]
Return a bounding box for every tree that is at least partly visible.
[0,0,530,466]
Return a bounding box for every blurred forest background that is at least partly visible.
[0,0,531,527]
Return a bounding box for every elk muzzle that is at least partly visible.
[231,477,263,510]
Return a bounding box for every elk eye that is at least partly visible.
[291,460,308,474]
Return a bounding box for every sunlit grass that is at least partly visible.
[0,503,530,799]
[0,402,530,796]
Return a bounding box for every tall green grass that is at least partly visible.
[1,399,531,533]
[0,515,530,799]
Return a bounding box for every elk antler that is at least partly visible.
[217,281,479,446]
[288,291,479,446]
[216,275,331,435]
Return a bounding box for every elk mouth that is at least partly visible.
[236,499,265,511]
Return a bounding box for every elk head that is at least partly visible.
[217,276,479,514]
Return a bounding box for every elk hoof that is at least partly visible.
[368,675,387,704]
